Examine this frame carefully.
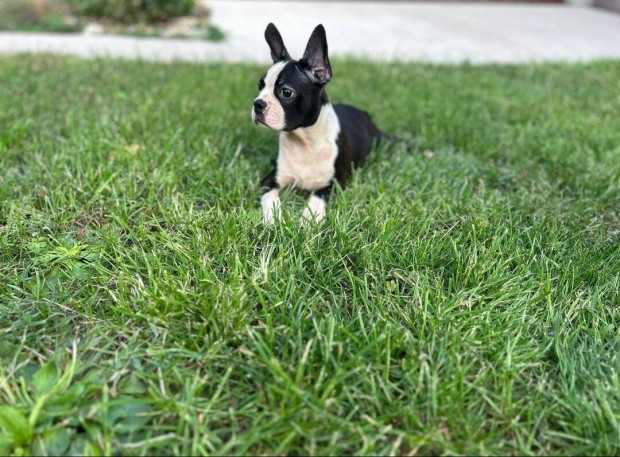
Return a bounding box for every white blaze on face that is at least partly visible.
[252,61,287,131]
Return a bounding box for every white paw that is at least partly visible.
[301,195,326,225]
[261,190,281,226]
[263,210,276,225]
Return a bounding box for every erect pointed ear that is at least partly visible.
[300,24,332,85]
[264,23,291,63]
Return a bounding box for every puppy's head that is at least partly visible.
[252,23,332,132]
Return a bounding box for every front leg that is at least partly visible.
[302,182,332,225]
[260,168,281,225]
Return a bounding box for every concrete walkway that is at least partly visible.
[1,1,620,64]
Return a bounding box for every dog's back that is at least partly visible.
[333,103,384,182]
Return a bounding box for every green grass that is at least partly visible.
[0,55,619,455]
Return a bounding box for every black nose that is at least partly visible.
[254,99,267,113]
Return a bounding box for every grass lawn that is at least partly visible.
[0,55,619,455]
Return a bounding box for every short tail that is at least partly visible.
[378,131,417,152]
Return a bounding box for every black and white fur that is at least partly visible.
[252,23,383,224]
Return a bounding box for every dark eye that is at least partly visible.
[281,88,294,99]
[258,79,265,90]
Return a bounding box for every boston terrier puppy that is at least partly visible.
[252,23,384,225]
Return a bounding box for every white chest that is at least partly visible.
[275,104,341,192]
[277,137,337,191]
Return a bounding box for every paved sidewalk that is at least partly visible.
[1,1,620,63]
